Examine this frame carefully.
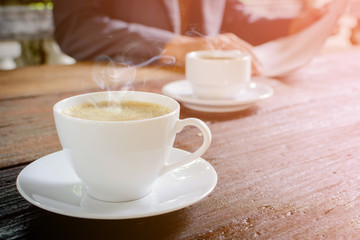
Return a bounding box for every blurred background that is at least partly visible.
[0,0,75,70]
[0,0,359,70]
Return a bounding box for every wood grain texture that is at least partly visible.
[2,49,360,239]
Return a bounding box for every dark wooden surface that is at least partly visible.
[2,49,360,239]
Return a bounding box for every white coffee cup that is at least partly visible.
[53,91,211,202]
[186,50,251,99]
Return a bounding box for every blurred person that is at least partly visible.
[53,0,325,74]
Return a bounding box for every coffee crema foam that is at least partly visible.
[62,100,172,121]
[199,56,235,60]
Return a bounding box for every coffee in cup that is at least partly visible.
[53,91,212,202]
[62,100,172,121]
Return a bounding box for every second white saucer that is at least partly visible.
[162,78,273,112]
[16,148,217,219]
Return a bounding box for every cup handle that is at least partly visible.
[159,118,212,176]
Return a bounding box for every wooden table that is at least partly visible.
[2,48,360,239]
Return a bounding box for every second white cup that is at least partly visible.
[186,50,251,100]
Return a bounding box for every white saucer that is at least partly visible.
[162,78,273,112]
[16,148,217,219]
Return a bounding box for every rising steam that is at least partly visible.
[92,53,175,92]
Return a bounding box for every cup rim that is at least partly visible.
[186,50,251,60]
[53,91,179,124]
